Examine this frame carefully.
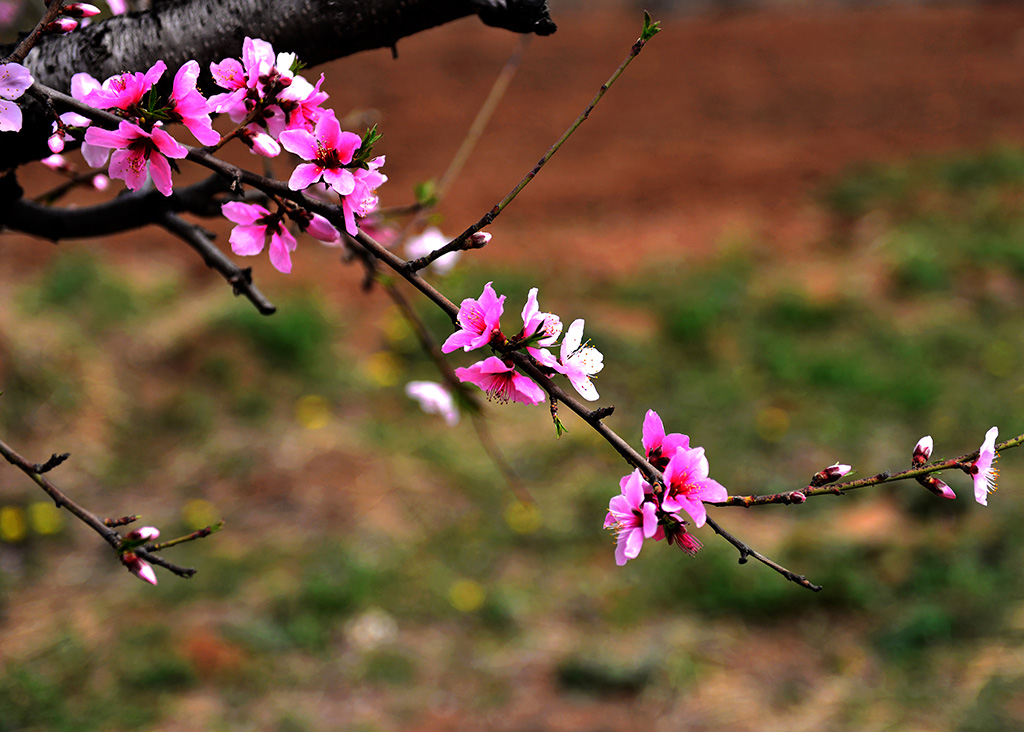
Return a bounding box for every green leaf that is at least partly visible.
[640,11,662,42]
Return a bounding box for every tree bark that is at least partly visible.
[1,0,554,170]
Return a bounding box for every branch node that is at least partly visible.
[33,452,70,474]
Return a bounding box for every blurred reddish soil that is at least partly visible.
[7,4,1024,289]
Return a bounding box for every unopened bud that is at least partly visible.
[810,462,852,486]
[62,3,101,17]
[92,174,109,191]
[124,526,160,542]
[46,17,78,33]
[468,231,492,248]
[917,475,956,500]
[789,490,807,504]
[913,435,933,465]
[47,132,65,154]
[121,553,158,585]
[239,128,280,157]
[41,154,70,172]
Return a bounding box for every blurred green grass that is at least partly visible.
[2,146,1024,729]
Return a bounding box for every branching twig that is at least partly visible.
[405,16,658,273]
[157,210,277,315]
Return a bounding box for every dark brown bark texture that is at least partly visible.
[0,0,554,170]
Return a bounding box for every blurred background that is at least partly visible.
[3,1,1024,730]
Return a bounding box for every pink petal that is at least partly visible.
[147,152,174,195]
[109,148,148,191]
[229,224,267,255]
[279,128,318,160]
[268,227,297,274]
[323,167,355,196]
[0,99,22,132]
[151,127,189,158]
[222,201,268,225]
[288,162,323,191]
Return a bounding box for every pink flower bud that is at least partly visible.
[41,154,69,172]
[917,475,956,500]
[46,17,78,33]
[47,132,65,153]
[789,491,807,504]
[913,435,933,465]
[810,462,852,486]
[121,553,158,585]
[469,231,492,247]
[62,3,102,17]
[239,127,280,157]
[92,174,109,191]
[124,526,160,542]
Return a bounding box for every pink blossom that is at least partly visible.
[554,319,603,401]
[84,120,188,196]
[280,109,361,194]
[278,73,330,132]
[604,469,658,566]
[74,60,166,111]
[222,201,298,274]
[169,60,220,145]
[661,445,728,528]
[339,156,386,235]
[442,282,505,353]
[454,357,545,406]
[810,462,852,486]
[973,426,999,506]
[642,409,690,471]
[0,62,33,133]
[405,381,460,426]
[105,0,126,14]
[406,226,461,275]
[518,287,561,368]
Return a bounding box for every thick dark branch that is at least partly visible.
[3,174,229,239]
[2,0,554,169]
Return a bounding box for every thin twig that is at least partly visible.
[405,21,656,272]
[2,2,64,65]
[717,432,1024,507]
[157,210,277,315]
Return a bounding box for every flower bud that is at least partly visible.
[46,17,78,34]
[239,128,280,157]
[789,490,807,504]
[47,132,65,154]
[913,435,933,465]
[121,552,158,585]
[41,154,70,172]
[124,526,160,542]
[469,231,492,248]
[810,462,852,486]
[92,174,109,191]
[62,3,102,17]
[917,475,955,500]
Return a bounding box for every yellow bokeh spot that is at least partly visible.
[0,506,28,543]
[448,579,485,613]
[983,340,1016,378]
[182,499,219,531]
[28,501,64,535]
[504,501,542,534]
[295,394,330,430]
[383,309,413,344]
[364,352,401,387]
[755,406,790,443]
